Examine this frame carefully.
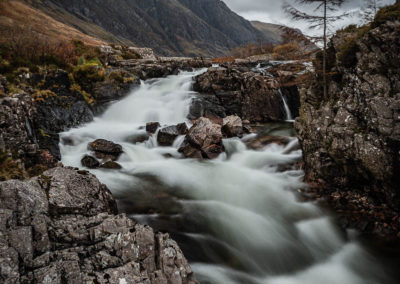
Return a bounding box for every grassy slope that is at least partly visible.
[0,1,107,46]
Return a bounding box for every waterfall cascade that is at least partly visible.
[60,70,397,284]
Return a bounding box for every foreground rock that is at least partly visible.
[296,20,400,238]
[0,167,198,283]
[191,66,300,122]
[179,118,223,159]
[88,139,123,161]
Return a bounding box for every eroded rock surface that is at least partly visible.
[191,66,300,122]
[0,167,198,283]
[295,21,400,237]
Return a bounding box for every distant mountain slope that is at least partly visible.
[251,21,318,52]
[251,21,287,43]
[24,0,279,57]
[0,1,106,46]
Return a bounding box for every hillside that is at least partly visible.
[0,1,106,46]
[24,0,278,57]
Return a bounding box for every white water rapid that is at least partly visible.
[60,70,396,284]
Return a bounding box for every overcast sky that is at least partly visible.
[223,0,396,36]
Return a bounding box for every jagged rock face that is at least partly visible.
[295,21,400,208]
[192,67,298,122]
[0,167,198,283]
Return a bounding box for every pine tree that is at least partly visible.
[284,0,349,99]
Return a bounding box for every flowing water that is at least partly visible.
[60,69,398,284]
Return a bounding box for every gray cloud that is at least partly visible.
[223,0,396,36]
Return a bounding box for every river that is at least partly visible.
[60,69,399,284]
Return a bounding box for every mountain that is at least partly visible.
[251,21,318,53]
[23,0,280,57]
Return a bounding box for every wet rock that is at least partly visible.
[179,118,224,159]
[192,67,299,122]
[222,115,243,138]
[178,142,203,159]
[176,122,189,135]
[158,126,180,146]
[187,118,223,148]
[157,123,188,147]
[246,135,291,150]
[100,161,122,170]
[146,122,161,134]
[0,167,198,283]
[88,139,123,161]
[81,155,100,169]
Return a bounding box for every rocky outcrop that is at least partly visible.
[0,93,57,178]
[295,20,400,237]
[0,167,198,283]
[179,118,223,159]
[191,66,299,122]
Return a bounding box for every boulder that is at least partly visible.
[81,155,100,169]
[0,167,198,283]
[100,161,122,170]
[157,123,188,146]
[146,122,161,134]
[88,139,123,161]
[179,118,224,159]
[157,126,179,146]
[187,118,223,149]
[222,115,243,137]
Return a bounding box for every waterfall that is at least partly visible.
[279,88,293,121]
[59,69,396,284]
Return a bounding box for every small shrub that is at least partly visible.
[72,62,105,85]
[337,39,359,68]
[273,43,301,60]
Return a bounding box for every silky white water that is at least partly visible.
[60,70,395,284]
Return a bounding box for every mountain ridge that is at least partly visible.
[23,0,285,57]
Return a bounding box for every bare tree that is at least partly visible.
[284,0,349,99]
[362,0,384,22]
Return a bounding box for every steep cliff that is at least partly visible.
[295,5,400,237]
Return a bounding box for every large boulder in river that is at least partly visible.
[0,167,198,283]
[179,118,223,159]
[88,139,123,161]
